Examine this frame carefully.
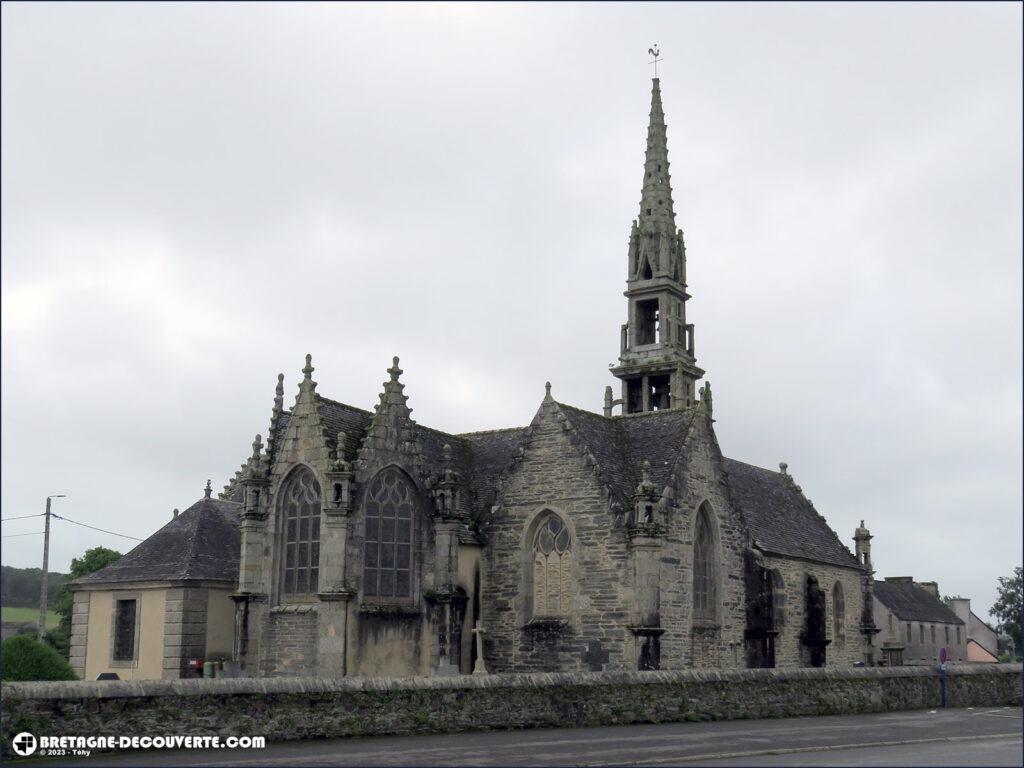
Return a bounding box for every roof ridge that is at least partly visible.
[413,422,469,444]
[458,426,529,437]
[723,456,780,475]
[177,498,215,580]
[314,394,374,417]
[553,400,609,420]
[611,406,696,420]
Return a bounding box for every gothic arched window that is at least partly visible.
[833,582,845,645]
[693,504,717,622]
[532,513,572,617]
[280,466,321,596]
[363,468,416,600]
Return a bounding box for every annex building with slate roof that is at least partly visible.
[871,576,967,667]
[70,76,880,680]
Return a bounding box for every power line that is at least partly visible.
[2,531,44,538]
[1,513,44,522]
[51,514,142,542]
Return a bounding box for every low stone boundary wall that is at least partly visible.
[2,664,1020,756]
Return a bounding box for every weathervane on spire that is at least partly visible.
[648,44,662,78]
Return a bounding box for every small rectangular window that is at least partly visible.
[919,624,925,643]
[956,626,961,644]
[944,626,950,644]
[930,625,936,644]
[113,599,137,661]
[907,623,912,642]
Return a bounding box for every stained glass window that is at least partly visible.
[280,466,321,596]
[693,505,716,621]
[363,468,416,599]
[533,514,572,617]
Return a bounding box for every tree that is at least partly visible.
[45,546,122,658]
[2,634,76,681]
[991,566,1022,656]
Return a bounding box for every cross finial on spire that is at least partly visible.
[204,479,212,499]
[648,44,661,78]
[302,354,314,380]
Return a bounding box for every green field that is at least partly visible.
[1,606,58,628]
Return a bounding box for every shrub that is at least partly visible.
[1,634,76,681]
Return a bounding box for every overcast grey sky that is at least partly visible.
[2,3,1020,619]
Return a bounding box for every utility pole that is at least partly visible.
[38,494,65,641]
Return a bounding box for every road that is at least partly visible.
[32,706,1022,767]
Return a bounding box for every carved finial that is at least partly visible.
[204,479,212,499]
[642,459,651,485]
[251,434,263,461]
[275,372,284,399]
[544,381,552,400]
[388,355,402,382]
[173,508,179,519]
[779,462,788,475]
[302,354,314,380]
[700,380,713,414]
[443,443,453,464]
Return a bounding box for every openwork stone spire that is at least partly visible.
[638,78,677,229]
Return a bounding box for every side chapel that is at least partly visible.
[69,76,879,680]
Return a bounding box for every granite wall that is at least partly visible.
[3,664,1019,758]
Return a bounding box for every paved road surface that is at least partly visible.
[32,706,1022,767]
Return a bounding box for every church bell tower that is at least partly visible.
[610,76,704,414]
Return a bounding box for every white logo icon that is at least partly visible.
[12,732,37,757]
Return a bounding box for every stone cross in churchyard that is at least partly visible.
[472,621,488,676]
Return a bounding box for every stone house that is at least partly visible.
[872,577,966,666]
[70,76,880,679]
[68,493,239,680]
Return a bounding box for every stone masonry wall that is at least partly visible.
[760,553,866,668]
[162,588,208,680]
[481,402,632,672]
[258,606,319,677]
[3,665,1019,757]
[660,412,747,669]
[68,592,90,680]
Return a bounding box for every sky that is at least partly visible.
[2,3,1021,621]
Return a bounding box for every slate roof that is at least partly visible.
[552,404,695,510]
[722,458,862,570]
[873,580,965,624]
[315,396,373,460]
[74,497,241,586]
[459,427,530,512]
[233,391,860,569]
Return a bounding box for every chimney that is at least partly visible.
[946,596,971,624]
[884,576,914,584]
[918,581,939,598]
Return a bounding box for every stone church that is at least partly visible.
[70,77,879,680]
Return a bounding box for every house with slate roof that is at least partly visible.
[69,491,240,679]
[70,75,879,679]
[872,577,966,666]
